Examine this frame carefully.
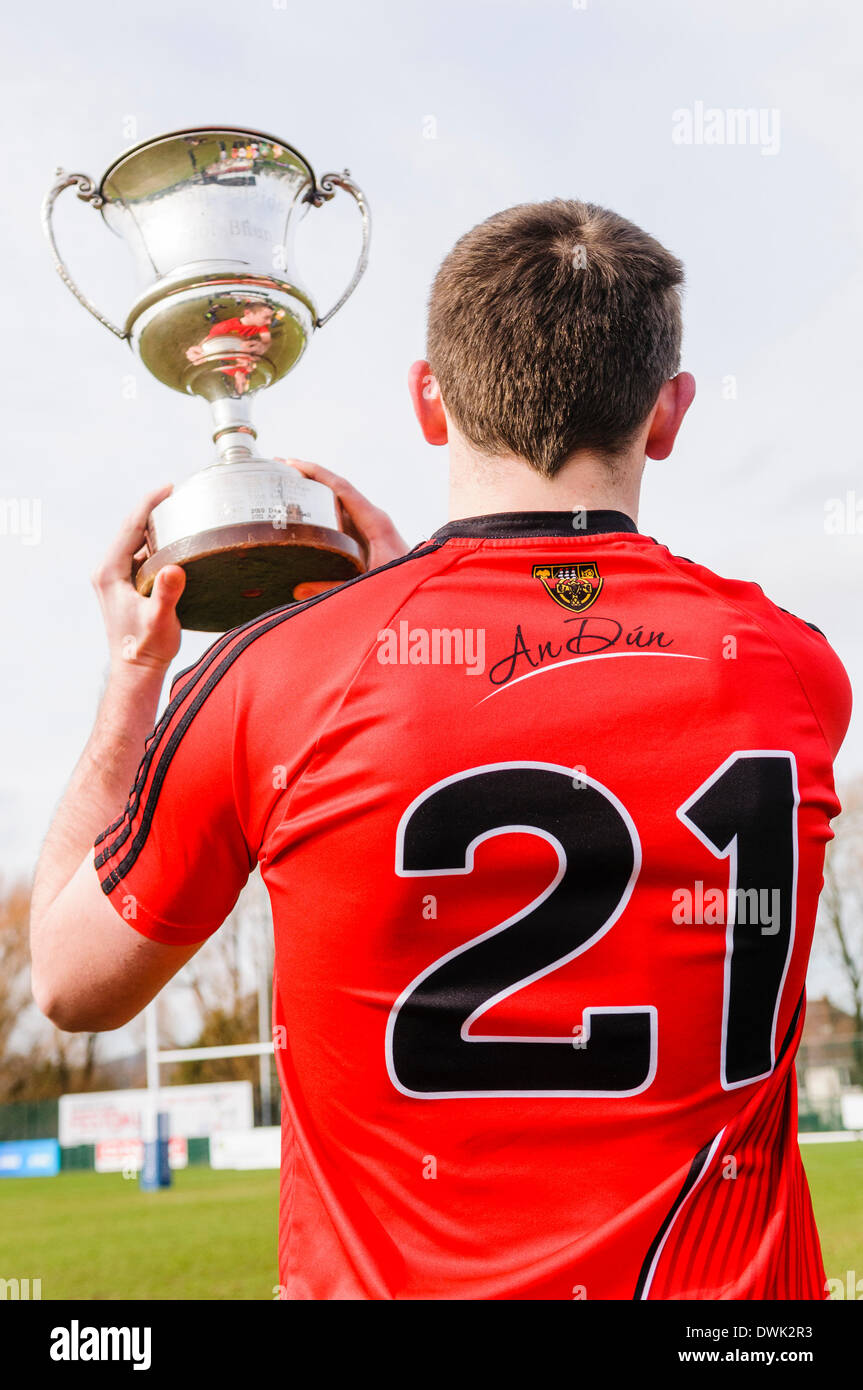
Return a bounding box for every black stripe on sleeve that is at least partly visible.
[94,630,253,851]
[96,542,444,887]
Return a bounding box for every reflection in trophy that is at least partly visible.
[185,301,275,394]
[42,127,370,631]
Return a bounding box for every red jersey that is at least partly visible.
[205,317,268,340]
[94,510,852,1300]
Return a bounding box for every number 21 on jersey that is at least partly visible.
[385,754,797,1099]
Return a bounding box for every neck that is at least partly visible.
[448,438,644,525]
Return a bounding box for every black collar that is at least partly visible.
[431,510,639,541]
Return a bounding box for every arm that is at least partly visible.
[31,466,407,1035]
[30,485,196,1032]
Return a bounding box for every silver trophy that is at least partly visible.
[42,126,370,631]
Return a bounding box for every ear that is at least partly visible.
[645,372,696,460]
[408,360,449,446]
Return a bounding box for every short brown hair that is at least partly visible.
[426,199,685,476]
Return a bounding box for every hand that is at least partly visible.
[274,459,409,600]
[91,484,186,675]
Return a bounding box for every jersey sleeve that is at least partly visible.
[662,552,854,764]
[93,636,257,946]
[92,548,451,946]
[771,611,854,761]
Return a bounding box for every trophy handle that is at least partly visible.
[304,170,371,329]
[41,169,128,340]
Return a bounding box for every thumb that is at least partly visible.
[150,564,186,615]
[293,581,341,600]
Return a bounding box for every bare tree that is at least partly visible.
[0,878,33,1095]
[813,778,863,1083]
[162,871,274,1094]
[0,880,30,1039]
[0,877,104,1102]
[173,870,271,1023]
[0,871,274,1103]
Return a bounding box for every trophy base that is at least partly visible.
[135,522,364,632]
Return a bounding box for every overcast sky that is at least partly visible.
[1,0,860,903]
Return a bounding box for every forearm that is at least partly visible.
[32,661,168,921]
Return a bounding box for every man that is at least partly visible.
[31,199,852,1299]
[186,301,275,393]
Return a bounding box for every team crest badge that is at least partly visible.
[532,562,603,613]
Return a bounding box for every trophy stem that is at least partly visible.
[209,396,259,463]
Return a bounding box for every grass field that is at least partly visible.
[801,1141,863,1288]
[0,1144,859,1299]
[0,1168,279,1301]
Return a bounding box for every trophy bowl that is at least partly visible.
[42,126,370,631]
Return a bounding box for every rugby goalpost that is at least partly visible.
[141,873,276,1177]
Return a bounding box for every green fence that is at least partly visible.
[0,1099,58,1142]
[60,1144,94,1171]
[187,1137,210,1166]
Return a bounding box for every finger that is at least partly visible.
[95,485,173,585]
[276,458,369,512]
[274,457,366,550]
[292,581,342,601]
[130,544,149,580]
[148,564,186,617]
[273,459,403,549]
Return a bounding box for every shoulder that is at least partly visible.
[656,546,834,645]
[167,539,448,703]
[653,545,853,757]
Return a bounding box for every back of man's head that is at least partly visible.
[426,200,685,477]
